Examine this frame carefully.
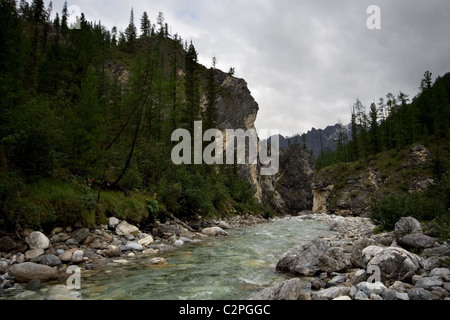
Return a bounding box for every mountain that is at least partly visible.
[267,123,352,159]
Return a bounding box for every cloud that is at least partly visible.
[47,0,450,137]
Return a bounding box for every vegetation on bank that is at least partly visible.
[315,70,450,240]
[0,1,271,232]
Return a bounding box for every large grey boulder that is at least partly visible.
[40,254,62,267]
[311,286,351,300]
[249,278,305,300]
[398,233,436,250]
[276,238,330,276]
[366,246,421,282]
[394,217,422,239]
[408,287,433,300]
[9,262,58,283]
[318,247,351,273]
[26,232,50,250]
[108,217,120,229]
[120,241,144,251]
[70,228,90,244]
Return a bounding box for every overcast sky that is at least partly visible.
[47,0,450,138]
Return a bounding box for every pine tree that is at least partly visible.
[61,1,68,32]
[140,11,151,37]
[125,8,137,43]
[184,42,200,132]
[369,102,379,154]
[203,58,218,130]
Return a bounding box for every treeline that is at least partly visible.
[317,71,450,170]
[0,0,265,231]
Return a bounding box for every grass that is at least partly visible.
[5,178,151,231]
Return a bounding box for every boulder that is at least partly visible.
[408,287,433,300]
[120,241,144,252]
[366,246,421,282]
[250,278,305,300]
[60,251,73,263]
[218,221,232,230]
[393,217,422,239]
[9,262,58,283]
[318,247,351,273]
[311,286,351,300]
[398,233,436,250]
[276,238,330,276]
[40,254,62,267]
[71,250,84,263]
[356,282,388,296]
[108,217,120,229]
[25,232,50,250]
[47,285,82,300]
[429,268,450,279]
[201,227,229,237]
[137,236,154,246]
[115,221,140,237]
[24,249,44,261]
[414,277,444,290]
[361,245,384,265]
[174,240,184,247]
[0,236,16,252]
[148,257,167,265]
[70,228,90,244]
[350,238,375,267]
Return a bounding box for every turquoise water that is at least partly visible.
[79,218,332,300]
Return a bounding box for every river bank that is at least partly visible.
[251,211,450,300]
[0,214,268,299]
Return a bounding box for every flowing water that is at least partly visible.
[79,217,333,300]
[2,217,333,300]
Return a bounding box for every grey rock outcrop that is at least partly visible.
[276,238,330,276]
[249,278,306,300]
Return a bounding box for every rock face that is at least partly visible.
[270,145,315,214]
[26,232,50,250]
[213,70,262,202]
[250,278,306,300]
[276,238,330,276]
[9,262,58,283]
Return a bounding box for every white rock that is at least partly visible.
[26,232,50,250]
[333,296,352,300]
[71,250,84,264]
[174,240,184,247]
[108,217,120,229]
[201,227,229,237]
[148,257,167,265]
[137,236,154,246]
[115,221,140,237]
[361,245,384,265]
[120,241,144,251]
[218,221,232,230]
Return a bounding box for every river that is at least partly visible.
[78,217,333,300]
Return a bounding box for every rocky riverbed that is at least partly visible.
[251,211,450,300]
[0,214,266,300]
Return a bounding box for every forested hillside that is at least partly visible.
[0,0,269,232]
[314,71,450,239]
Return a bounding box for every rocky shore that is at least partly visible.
[251,212,450,300]
[0,214,266,300]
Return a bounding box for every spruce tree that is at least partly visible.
[184,42,200,132]
[140,11,151,37]
[125,8,137,43]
